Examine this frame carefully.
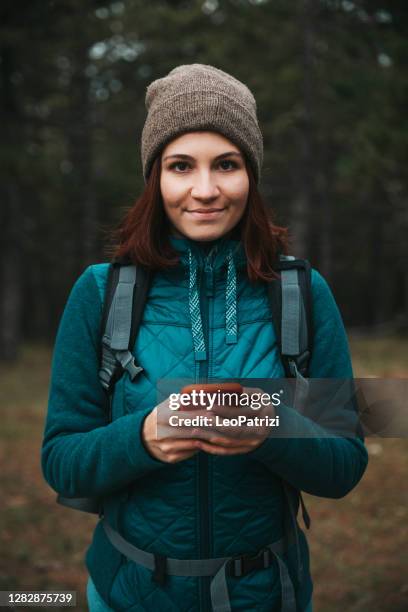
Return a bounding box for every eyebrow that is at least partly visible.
[162,151,243,162]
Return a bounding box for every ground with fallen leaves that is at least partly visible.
[0,336,407,611]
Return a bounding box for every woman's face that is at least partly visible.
[160,131,249,242]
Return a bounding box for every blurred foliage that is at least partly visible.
[1,0,407,358]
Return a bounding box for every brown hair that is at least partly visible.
[109,156,289,282]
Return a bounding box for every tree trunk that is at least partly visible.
[291,0,318,259]
[0,44,23,361]
[67,36,98,273]
[317,146,333,279]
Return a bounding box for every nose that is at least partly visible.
[190,170,220,201]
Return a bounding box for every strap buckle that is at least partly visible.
[288,350,310,378]
[228,547,272,578]
[99,342,123,394]
[116,349,144,381]
[152,554,167,586]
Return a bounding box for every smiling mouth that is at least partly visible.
[187,208,225,213]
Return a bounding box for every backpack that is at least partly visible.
[56,255,313,545]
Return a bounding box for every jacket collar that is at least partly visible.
[168,233,244,362]
[168,235,247,270]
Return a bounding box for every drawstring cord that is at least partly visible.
[188,249,207,361]
[225,249,238,345]
[188,247,238,362]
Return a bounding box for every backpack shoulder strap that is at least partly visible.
[56,260,152,516]
[267,255,313,378]
[98,259,152,397]
[267,255,313,581]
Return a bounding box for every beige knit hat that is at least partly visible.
[141,64,263,184]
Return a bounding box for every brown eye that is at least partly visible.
[169,161,190,172]
[219,159,238,170]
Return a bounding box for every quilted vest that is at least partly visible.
[88,235,314,611]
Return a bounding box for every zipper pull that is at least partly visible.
[205,262,214,297]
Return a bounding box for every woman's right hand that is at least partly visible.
[141,398,200,463]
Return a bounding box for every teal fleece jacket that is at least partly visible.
[41,237,368,612]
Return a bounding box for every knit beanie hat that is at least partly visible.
[141,63,263,184]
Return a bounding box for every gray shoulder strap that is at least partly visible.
[279,255,309,411]
[99,265,143,392]
[279,255,308,359]
[105,265,136,350]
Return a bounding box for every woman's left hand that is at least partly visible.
[192,386,275,455]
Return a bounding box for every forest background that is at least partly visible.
[0,1,407,611]
[1,0,408,355]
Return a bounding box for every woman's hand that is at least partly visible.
[142,397,201,463]
[142,387,275,461]
[191,386,275,455]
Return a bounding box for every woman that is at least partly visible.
[42,64,368,612]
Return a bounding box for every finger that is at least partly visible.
[157,423,211,441]
[211,403,268,417]
[198,435,259,448]
[159,414,267,441]
[194,433,259,447]
[165,449,199,463]
[159,418,245,440]
[210,404,242,416]
[195,440,256,455]
[212,404,275,421]
[197,433,237,445]
[189,426,247,442]
[210,436,261,448]
[191,421,267,441]
[159,438,202,453]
